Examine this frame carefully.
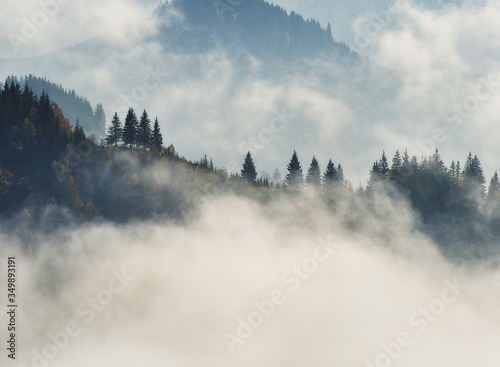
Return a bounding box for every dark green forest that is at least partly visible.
[1,79,500,258]
[5,75,106,137]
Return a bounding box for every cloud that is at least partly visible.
[0,0,159,58]
[1,189,500,366]
[344,1,500,179]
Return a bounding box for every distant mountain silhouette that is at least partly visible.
[156,0,356,62]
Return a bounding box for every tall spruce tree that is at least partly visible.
[200,154,209,168]
[241,151,257,183]
[463,152,486,197]
[73,119,86,145]
[367,161,381,189]
[123,108,138,147]
[488,171,500,201]
[323,159,343,199]
[379,151,389,175]
[151,117,163,152]
[430,149,446,173]
[326,23,333,44]
[106,112,122,146]
[285,150,303,188]
[137,110,152,148]
[323,159,338,182]
[337,163,345,183]
[400,149,412,182]
[306,156,321,189]
[93,103,106,136]
[390,150,402,183]
[367,151,389,189]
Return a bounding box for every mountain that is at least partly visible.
[157,0,356,62]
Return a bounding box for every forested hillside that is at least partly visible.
[6,75,106,137]
[0,81,88,213]
[158,0,354,61]
[1,79,500,258]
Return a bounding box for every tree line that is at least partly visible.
[240,148,498,206]
[106,108,164,152]
[239,147,500,251]
[2,79,500,256]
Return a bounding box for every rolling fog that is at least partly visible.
[1,189,500,366]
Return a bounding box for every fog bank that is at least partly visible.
[1,193,499,366]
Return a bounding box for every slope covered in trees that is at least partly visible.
[0,80,85,213]
[1,79,500,259]
[6,75,106,137]
[158,0,354,62]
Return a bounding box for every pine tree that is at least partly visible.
[285,150,303,188]
[403,149,410,164]
[241,151,257,183]
[165,144,176,157]
[93,103,106,136]
[392,150,402,170]
[323,159,338,182]
[430,149,446,174]
[326,23,333,44]
[262,172,270,187]
[200,154,208,168]
[337,163,345,183]
[379,151,389,175]
[106,112,122,146]
[390,150,402,182]
[450,160,457,177]
[367,151,389,189]
[73,119,86,145]
[488,171,500,201]
[306,156,321,189]
[463,152,486,196]
[449,160,461,193]
[427,149,450,212]
[137,110,152,148]
[400,149,412,181]
[123,108,138,147]
[151,117,163,152]
[323,159,344,199]
[367,161,381,188]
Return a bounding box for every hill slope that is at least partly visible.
[6,75,106,137]
[157,0,356,62]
